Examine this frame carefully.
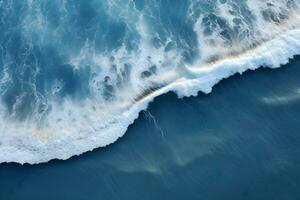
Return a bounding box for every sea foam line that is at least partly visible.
[1,28,300,164]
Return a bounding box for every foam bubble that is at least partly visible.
[0,0,300,164]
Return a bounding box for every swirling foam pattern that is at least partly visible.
[0,0,300,164]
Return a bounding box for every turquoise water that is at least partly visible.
[1,56,300,199]
[1,0,300,163]
[1,1,300,198]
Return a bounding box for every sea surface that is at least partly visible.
[1,56,300,200]
[1,0,300,199]
[0,0,300,163]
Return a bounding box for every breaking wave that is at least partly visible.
[0,0,300,164]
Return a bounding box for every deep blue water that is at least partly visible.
[1,56,300,200]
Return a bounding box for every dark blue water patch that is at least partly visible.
[159,0,199,63]
[62,1,127,52]
[1,56,300,200]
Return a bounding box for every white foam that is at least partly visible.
[1,26,300,164]
[1,0,300,164]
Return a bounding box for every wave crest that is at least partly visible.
[0,0,300,164]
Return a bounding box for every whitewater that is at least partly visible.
[0,0,300,164]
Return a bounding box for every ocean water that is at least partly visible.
[0,0,300,163]
[1,56,300,199]
[1,0,300,198]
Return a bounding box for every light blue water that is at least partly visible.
[1,56,300,200]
